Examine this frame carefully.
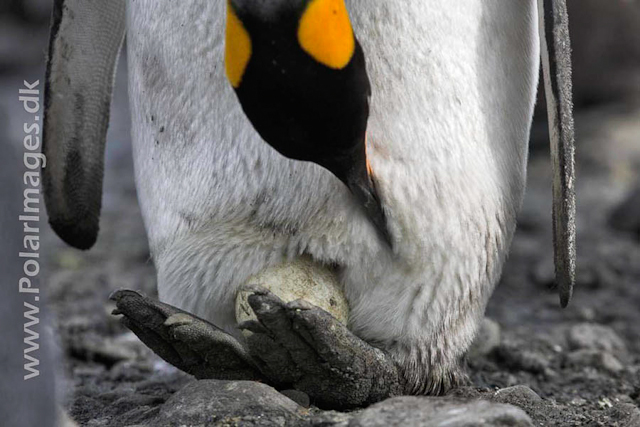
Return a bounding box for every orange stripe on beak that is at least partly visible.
[365,134,374,178]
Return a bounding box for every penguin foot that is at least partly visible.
[111,288,404,409]
[242,288,404,409]
[110,289,263,381]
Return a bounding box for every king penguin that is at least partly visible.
[43,0,576,408]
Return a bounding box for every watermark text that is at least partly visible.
[19,79,45,380]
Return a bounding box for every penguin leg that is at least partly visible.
[243,288,404,409]
[111,288,403,408]
[110,290,263,381]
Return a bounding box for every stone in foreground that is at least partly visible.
[153,380,305,427]
[347,396,533,427]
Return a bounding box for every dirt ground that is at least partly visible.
[2,2,640,426]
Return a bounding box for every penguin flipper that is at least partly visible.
[538,0,577,308]
[43,0,126,249]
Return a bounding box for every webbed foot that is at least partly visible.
[111,288,404,409]
[110,289,263,381]
[242,287,404,409]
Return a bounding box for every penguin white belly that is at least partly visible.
[127,0,539,391]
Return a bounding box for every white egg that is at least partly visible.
[235,256,349,335]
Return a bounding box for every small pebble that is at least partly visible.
[493,385,543,406]
[565,350,624,374]
[608,403,640,426]
[153,380,304,426]
[567,323,628,358]
[349,396,533,427]
[570,398,587,407]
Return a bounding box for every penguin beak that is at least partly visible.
[538,0,576,308]
[224,0,392,248]
[346,154,393,248]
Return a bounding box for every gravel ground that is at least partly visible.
[3,2,640,426]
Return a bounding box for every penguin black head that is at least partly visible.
[225,0,391,247]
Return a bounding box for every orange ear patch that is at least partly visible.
[225,3,252,88]
[298,0,355,69]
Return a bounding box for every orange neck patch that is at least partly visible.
[298,0,355,69]
[225,3,252,88]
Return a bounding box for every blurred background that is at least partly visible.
[1,1,639,426]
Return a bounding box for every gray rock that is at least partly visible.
[153,380,304,427]
[608,403,640,427]
[309,411,353,427]
[577,307,597,322]
[493,385,543,406]
[446,387,484,400]
[468,318,501,358]
[565,349,625,374]
[85,419,109,427]
[279,389,310,408]
[348,397,533,427]
[496,342,550,374]
[491,386,547,423]
[600,352,626,374]
[110,394,165,416]
[567,323,628,358]
[117,405,161,427]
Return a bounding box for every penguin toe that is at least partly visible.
[110,289,263,381]
[245,289,404,409]
[111,288,405,408]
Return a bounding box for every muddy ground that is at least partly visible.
[2,2,640,426]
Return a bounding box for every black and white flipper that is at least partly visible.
[538,0,577,307]
[43,0,126,249]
